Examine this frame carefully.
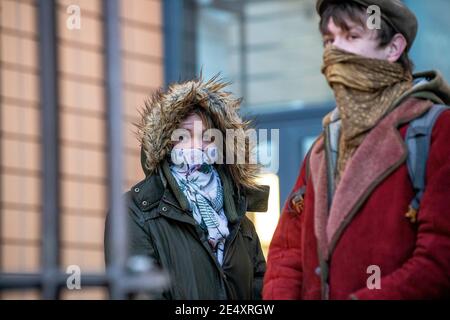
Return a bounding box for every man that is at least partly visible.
[263,0,450,299]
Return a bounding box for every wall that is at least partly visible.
[0,0,163,299]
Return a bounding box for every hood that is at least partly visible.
[136,75,260,190]
[395,70,450,107]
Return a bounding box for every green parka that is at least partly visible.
[104,77,270,299]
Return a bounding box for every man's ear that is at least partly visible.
[386,33,408,63]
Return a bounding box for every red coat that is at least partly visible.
[263,98,450,300]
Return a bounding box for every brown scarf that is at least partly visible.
[321,46,413,179]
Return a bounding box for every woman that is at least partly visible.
[104,76,269,299]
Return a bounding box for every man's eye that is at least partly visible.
[349,34,359,40]
[323,39,333,46]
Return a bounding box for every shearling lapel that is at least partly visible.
[309,136,330,260]
[325,98,433,256]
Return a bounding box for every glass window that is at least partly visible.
[196,0,333,109]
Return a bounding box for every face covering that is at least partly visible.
[169,146,229,266]
[170,145,219,168]
[321,45,413,178]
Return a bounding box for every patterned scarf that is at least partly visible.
[321,46,413,179]
[170,152,229,266]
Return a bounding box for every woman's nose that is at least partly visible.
[192,136,203,149]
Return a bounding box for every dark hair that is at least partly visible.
[191,107,215,130]
[319,1,414,73]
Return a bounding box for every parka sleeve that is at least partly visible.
[249,220,267,300]
[263,159,309,300]
[104,199,167,299]
[104,203,160,266]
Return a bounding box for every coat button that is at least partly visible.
[161,206,168,212]
[315,266,321,276]
[142,200,148,206]
[134,187,140,193]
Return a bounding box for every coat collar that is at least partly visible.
[310,98,433,260]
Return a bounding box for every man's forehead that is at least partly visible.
[317,0,418,50]
[324,16,365,34]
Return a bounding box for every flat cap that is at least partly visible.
[316,0,418,51]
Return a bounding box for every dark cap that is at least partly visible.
[316,0,418,51]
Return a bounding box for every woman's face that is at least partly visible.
[173,113,209,150]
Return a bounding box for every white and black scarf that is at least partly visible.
[170,148,229,266]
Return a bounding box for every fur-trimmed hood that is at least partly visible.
[136,75,260,190]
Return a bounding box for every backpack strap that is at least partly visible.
[324,117,341,211]
[405,104,449,222]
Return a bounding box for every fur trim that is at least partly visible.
[136,75,260,190]
[326,98,432,252]
[310,98,432,260]
[310,136,330,260]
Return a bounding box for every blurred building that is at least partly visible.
[1,0,449,299]
[1,0,163,299]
